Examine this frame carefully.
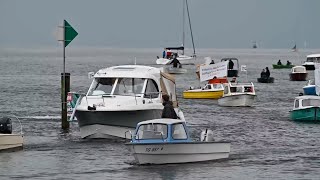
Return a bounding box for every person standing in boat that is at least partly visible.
[277,59,282,65]
[162,48,166,58]
[170,54,181,68]
[161,94,178,119]
[228,60,234,69]
[265,67,270,78]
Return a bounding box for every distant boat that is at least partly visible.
[156,0,196,65]
[302,54,320,70]
[290,96,320,121]
[292,44,298,52]
[252,41,257,49]
[289,66,308,81]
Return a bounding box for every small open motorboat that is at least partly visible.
[290,95,320,121]
[218,82,256,107]
[0,117,23,152]
[257,77,274,83]
[272,64,294,69]
[290,66,308,81]
[183,83,224,99]
[303,80,316,95]
[125,119,230,165]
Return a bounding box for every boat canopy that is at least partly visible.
[221,58,239,62]
[137,119,184,126]
[292,66,306,73]
[294,96,320,109]
[307,54,320,58]
[134,119,189,142]
[208,78,228,84]
[165,46,184,50]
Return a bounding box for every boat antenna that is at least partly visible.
[186,0,196,56]
[182,0,185,55]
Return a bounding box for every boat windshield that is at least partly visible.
[136,123,168,140]
[114,78,145,96]
[88,78,116,96]
[172,123,187,139]
[302,99,320,107]
[88,78,145,96]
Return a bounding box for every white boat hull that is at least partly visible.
[0,134,23,151]
[76,109,162,139]
[80,124,134,139]
[76,108,184,139]
[126,142,230,164]
[218,94,256,107]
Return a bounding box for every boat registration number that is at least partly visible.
[145,147,163,152]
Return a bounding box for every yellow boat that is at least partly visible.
[183,84,224,99]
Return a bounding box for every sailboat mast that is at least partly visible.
[186,0,196,56]
[182,0,185,55]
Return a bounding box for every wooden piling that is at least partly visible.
[61,72,70,129]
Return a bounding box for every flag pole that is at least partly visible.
[57,20,77,130]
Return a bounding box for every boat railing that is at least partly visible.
[9,115,23,135]
[125,130,133,141]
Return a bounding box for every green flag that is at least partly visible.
[64,20,78,47]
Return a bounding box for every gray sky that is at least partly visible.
[0,0,319,49]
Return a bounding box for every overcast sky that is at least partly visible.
[0,0,319,49]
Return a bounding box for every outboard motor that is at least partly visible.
[200,129,214,142]
[0,117,12,134]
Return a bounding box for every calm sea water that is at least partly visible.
[1,47,320,180]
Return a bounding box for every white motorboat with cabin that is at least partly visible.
[125,119,230,165]
[218,82,256,107]
[75,65,184,139]
[0,117,23,152]
[302,54,320,70]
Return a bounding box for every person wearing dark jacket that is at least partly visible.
[265,67,270,78]
[260,69,267,78]
[170,54,181,68]
[228,60,234,69]
[161,94,178,119]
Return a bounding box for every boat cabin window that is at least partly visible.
[204,84,211,90]
[212,84,223,89]
[145,79,159,98]
[172,123,187,139]
[244,86,253,92]
[89,78,116,96]
[224,86,229,94]
[306,57,320,63]
[230,86,241,93]
[114,78,145,96]
[294,100,299,108]
[136,123,168,140]
[302,99,320,107]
